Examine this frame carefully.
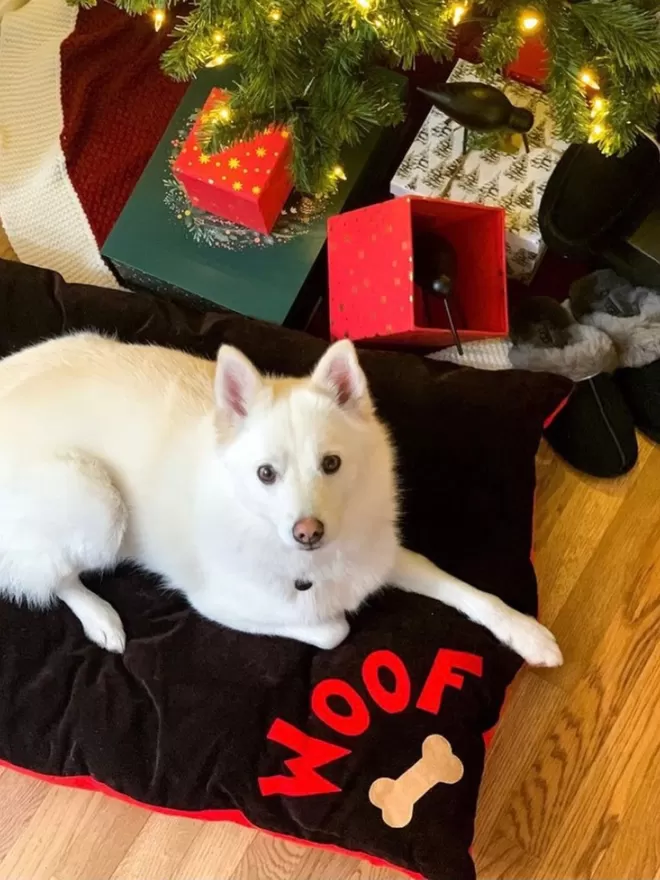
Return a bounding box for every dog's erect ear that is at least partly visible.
[214,345,263,421]
[311,340,370,412]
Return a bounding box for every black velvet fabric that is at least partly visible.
[0,259,570,880]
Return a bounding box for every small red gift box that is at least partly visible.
[505,37,548,89]
[328,196,508,347]
[172,88,293,234]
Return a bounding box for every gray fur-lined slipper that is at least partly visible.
[570,269,660,443]
[508,296,638,478]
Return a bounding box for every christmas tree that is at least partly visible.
[75,0,660,195]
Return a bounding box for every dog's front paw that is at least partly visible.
[501,612,562,667]
[312,617,350,650]
[82,601,126,653]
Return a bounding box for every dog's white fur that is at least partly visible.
[0,334,561,666]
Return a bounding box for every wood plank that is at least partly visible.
[231,835,307,880]
[0,771,50,861]
[0,786,96,880]
[291,847,405,880]
[533,436,652,625]
[474,670,567,850]
[169,821,257,880]
[108,813,202,880]
[50,792,150,880]
[476,830,542,880]
[483,444,660,865]
[540,641,660,877]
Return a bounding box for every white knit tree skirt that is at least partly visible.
[0,0,119,286]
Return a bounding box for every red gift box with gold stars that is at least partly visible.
[172,88,293,234]
[328,196,508,347]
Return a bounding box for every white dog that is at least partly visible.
[0,334,561,666]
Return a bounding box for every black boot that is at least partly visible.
[509,296,638,477]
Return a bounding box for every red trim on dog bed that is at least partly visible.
[543,392,572,430]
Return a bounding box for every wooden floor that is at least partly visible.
[1,225,659,878]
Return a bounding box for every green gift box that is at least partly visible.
[103,67,404,326]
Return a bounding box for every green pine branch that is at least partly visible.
[71,0,660,194]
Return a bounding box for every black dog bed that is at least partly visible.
[0,259,569,880]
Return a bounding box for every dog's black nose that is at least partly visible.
[292,517,325,547]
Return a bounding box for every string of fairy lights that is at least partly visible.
[150,0,608,147]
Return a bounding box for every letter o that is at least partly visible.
[311,678,370,736]
[362,649,411,714]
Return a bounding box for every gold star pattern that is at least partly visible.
[255,147,267,158]
[228,157,240,169]
[199,154,210,164]
[252,185,262,195]
[232,181,243,191]
[281,131,290,139]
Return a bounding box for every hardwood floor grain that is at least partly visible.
[0,231,657,877]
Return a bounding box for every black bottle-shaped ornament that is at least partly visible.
[412,228,463,354]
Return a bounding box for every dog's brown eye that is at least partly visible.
[257,465,277,484]
[321,454,341,475]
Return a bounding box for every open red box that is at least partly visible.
[328,196,508,347]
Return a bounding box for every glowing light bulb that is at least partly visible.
[356,0,371,9]
[268,7,282,20]
[588,122,607,143]
[206,53,228,67]
[213,30,225,43]
[590,96,607,118]
[579,69,600,90]
[330,165,347,181]
[152,8,165,31]
[520,11,541,32]
[218,106,232,122]
[452,3,468,26]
